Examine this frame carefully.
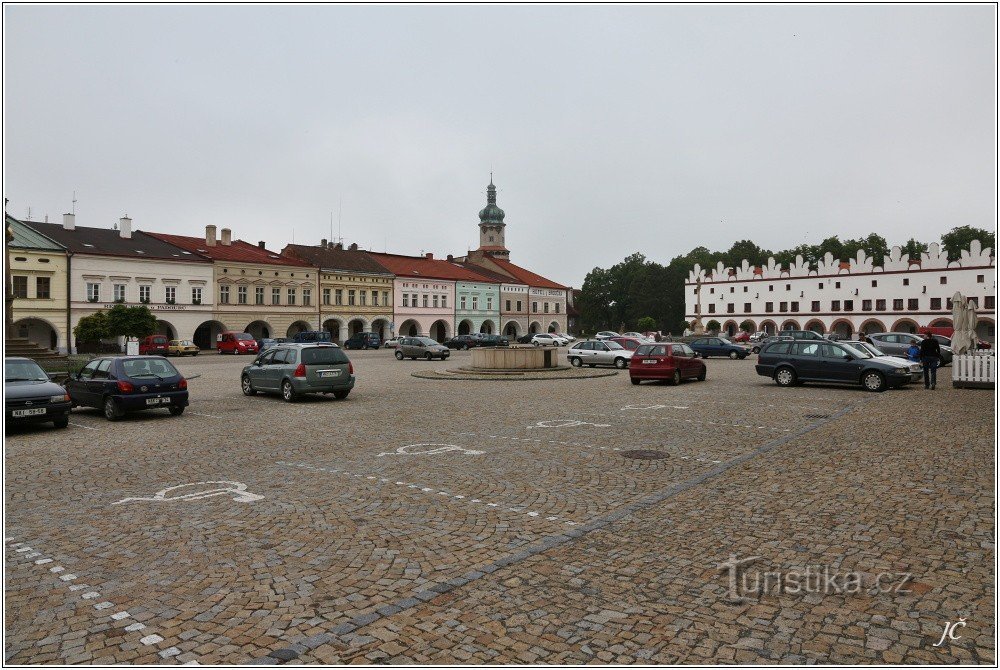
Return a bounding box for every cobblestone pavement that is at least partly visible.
[5,349,995,664]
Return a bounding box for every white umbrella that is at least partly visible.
[950,292,973,354]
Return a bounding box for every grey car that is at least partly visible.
[241,343,355,402]
[567,340,634,369]
[395,337,451,361]
[868,332,953,366]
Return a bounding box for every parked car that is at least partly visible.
[343,332,381,350]
[826,333,850,342]
[139,334,170,356]
[65,356,189,420]
[555,333,576,342]
[778,329,825,341]
[731,331,751,343]
[516,334,535,344]
[755,340,920,392]
[258,337,288,352]
[867,332,953,366]
[167,339,200,356]
[844,340,914,367]
[594,331,620,340]
[926,332,991,351]
[567,340,634,369]
[749,331,769,342]
[292,330,333,344]
[217,331,259,355]
[478,334,510,347]
[531,333,564,347]
[241,343,354,402]
[383,337,401,349]
[395,337,451,361]
[629,343,706,385]
[610,336,645,352]
[5,357,72,429]
[689,337,750,359]
[444,334,482,350]
[622,332,645,339]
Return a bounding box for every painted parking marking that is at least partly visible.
[453,431,725,463]
[576,410,791,432]
[188,412,224,419]
[377,443,485,457]
[528,419,612,429]
[112,481,264,505]
[68,422,99,431]
[278,461,581,526]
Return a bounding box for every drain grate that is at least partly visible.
[621,449,670,460]
[804,414,831,419]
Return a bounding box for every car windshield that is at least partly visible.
[5,359,48,382]
[840,343,873,359]
[606,341,624,350]
[122,358,180,378]
[236,333,254,341]
[301,347,349,365]
[174,340,193,346]
[417,338,439,346]
[718,337,733,345]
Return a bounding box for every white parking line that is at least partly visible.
[68,422,98,431]
[188,412,223,419]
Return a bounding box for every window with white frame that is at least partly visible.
[359,291,366,306]
[219,285,230,304]
[335,289,343,305]
[460,296,467,309]
[192,286,203,304]
[139,285,151,302]
[403,294,410,307]
[87,283,100,302]
[472,296,478,310]
[433,295,439,308]
[255,287,265,305]
[287,288,296,305]
[113,284,126,302]
[303,288,311,306]
[348,289,356,306]
[272,287,281,305]
[165,286,177,303]
[237,286,248,304]
[441,294,447,308]
[323,288,331,305]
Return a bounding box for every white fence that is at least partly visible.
[952,351,996,388]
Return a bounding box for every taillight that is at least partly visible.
[117,380,134,393]
[178,378,188,390]
[348,361,354,374]
[294,364,307,378]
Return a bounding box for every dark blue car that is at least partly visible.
[65,356,189,421]
[688,337,750,359]
[755,340,921,392]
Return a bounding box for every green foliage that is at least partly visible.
[636,316,657,332]
[106,304,157,338]
[73,311,111,342]
[739,320,754,332]
[705,319,721,333]
[941,226,996,262]
[901,238,928,259]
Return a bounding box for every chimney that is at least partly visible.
[447,254,454,262]
[119,216,132,239]
[205,225,217,246]
[335,242,343,250]
[425,252,434,260]
[258,241,266,249]
[320,238,327,248]
[63,213,75,230]
[349,243,358,251]
[220,228,232,246]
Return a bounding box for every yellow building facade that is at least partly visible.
[8,216,71,352]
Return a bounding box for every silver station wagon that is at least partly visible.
[394,337,451,361]
[241,343,355,402]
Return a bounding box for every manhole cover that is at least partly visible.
[804,414,830,419]
[621,450,670,460]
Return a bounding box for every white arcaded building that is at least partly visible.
[685,240,996,342]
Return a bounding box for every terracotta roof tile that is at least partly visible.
[146,232,311,266]
[486,257,567,289]
[367,252,500,282]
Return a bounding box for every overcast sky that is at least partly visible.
[4,5,996,287]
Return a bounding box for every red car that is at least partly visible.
[731,331,751,342]
[611,336,645,352]
[138,334,169,355]
[217,331,259,355]
[629,342,706,386]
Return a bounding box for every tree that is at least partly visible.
[901,238,928,260]
[106,304,157,339]
[941,226,996,261]
[739,320,754,333]
[705,319,721,333]
[637,316,657,332]
[73,311,111,343]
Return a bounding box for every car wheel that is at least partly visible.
[671,369,682,386]
[282,380,296,402]
[193,351,199,356]
[533,342,540,347]
[425,352,433,361]
[697,367,707,381]
[729,350,739,360]
[103,397,121,421]
[862,370,886,392]
[333,390,350,400]
[630,377,640,385]
[395,351,404,360]
[569,357,582,367]
[774,367,796,387]
[53,416,69,429]
[614,357,628,369]
[241,375,256,396]
[752,346,761,354]
[169,405,185,416]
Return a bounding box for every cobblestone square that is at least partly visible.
[5,350,995,664]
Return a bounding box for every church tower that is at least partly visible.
[476,175,509,259]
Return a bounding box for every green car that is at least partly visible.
[241,344,355,402]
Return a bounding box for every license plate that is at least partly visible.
[145,397,165,405]
[320,370,340,378]
[642,359,657,364]
[13,408,46,417]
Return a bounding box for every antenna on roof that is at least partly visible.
[337,198,343,246]
[72,190,77,215]
[26,206,31,220]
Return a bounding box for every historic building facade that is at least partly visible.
[454,277,502,335]
[685,240,996,342]
[149,226,317,347]
[8,215,70,352]
[282,241,395,342]
[24,215,216,353]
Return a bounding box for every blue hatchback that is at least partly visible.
[688,336,750,359]
[65,356,189,421]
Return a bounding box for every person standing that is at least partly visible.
[919,333,942,390]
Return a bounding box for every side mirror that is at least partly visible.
[842,354,853,361]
